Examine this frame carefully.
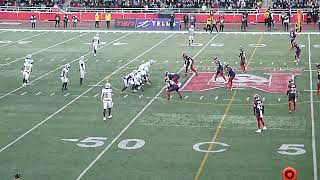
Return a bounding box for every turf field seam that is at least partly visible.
[0,31,48,48]
[0,32,89,68]
[0,28,319,35]
[75,33,220,180]
[0,33,132,100]
[0,33,174,155]
[193,33,264,180]
[308,34,318,180]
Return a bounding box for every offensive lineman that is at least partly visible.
[188,27,195,46]
[239,46,246,73]
[61,63,70,90]
[79,56,86,86]
[21,55,33,87]
[287,79,298,113]
[92,33,100,56]
[183,52,198,76]
[101,83,113,120]
[253,94,267,133]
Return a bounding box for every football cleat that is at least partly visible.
[108,115,112,119]
[255,129,262,133]
[103,117,106,121]
[262,126,267,130]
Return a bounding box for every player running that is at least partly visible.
[253,94,267,133]
[92,33,100,56]
[225,64,236,90]
[289,27,296,48]
[61,63,70,90]
[292,42,301,65]
[287,79,298,113]
[79,56,86,86]
[239,46,246,73]
[188,27,195,46]
[21,55,33,87]
[165,72,182,100]
[212,57,227,82]
[183,52,198,76]
[316,64,320,96]
[101,83,113,120]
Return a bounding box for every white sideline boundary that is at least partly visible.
[75,33,220,180]
[308,34,318,180]
[0,33,175,154]
[0,33,132,100]
[0,32,89,68]
[0,31,48,48]
[0,28,319,35]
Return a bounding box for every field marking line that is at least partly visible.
[0,28,319,35]
[75,33,220,180]
[0,33,175,154]
[35,92,42,96]
[0,32,89,68]
[0,33,132,100]
[0,31,48,48]
[20,92,27,95]
[193,33,264,180]
[308,34,318,180]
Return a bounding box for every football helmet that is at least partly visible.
[65,63,70,69]
[105,83,111,89]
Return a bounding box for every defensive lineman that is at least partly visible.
[101,83,113,120]
[92,33,100,56]
[61,63,70,90]
[79,56,86,86]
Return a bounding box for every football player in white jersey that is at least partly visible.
[61,63,70,90]
[122,72,135,93]
[21,61,33,87]
[101,83,113,120]
[92,33,100,56]
[188,27,195,46]
[79,56,86,86]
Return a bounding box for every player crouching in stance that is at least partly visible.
[79,56,86,86]
[165,72,182,100]
[139,59,155,85]
[287,79,298,113]
[188,27,195,46]
[21,54,33,87]
[122,70,142,93]
[212,57,227,83]
[317,64,320,96]
[253,94,267,133]
[101,83,113,120]
[61,63,70,91]
[239,46,246,73]
[92,33,100,57]
[225,64,236,90]
[183,52,198,76]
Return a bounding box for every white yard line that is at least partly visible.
[0,33,132,100]
[0,31,48,48]
[0,32,89,68]
[0,33,175,154]
[75,33,219,180]
[0,28,319,35]
[308,34,318,180]
[35,92,42,96]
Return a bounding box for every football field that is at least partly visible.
[0,29,319,180]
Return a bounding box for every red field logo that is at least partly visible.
[181,72,298,93]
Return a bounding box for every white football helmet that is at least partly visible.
[149,59,155,65]
[80,56,85,62]
[105,83,111,89]
[96,33,99,37]
[65,63,70,69]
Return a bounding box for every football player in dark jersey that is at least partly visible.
[165,74,182,100]
[213,57,227,82]
[286,79,297,112]
[289,27,296,48]
[225,64,236,90]
[253,94,266,133]
[165,71,180,83]
[239,46,246,73]
[183,52,198,76]
[291,42,301,65]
